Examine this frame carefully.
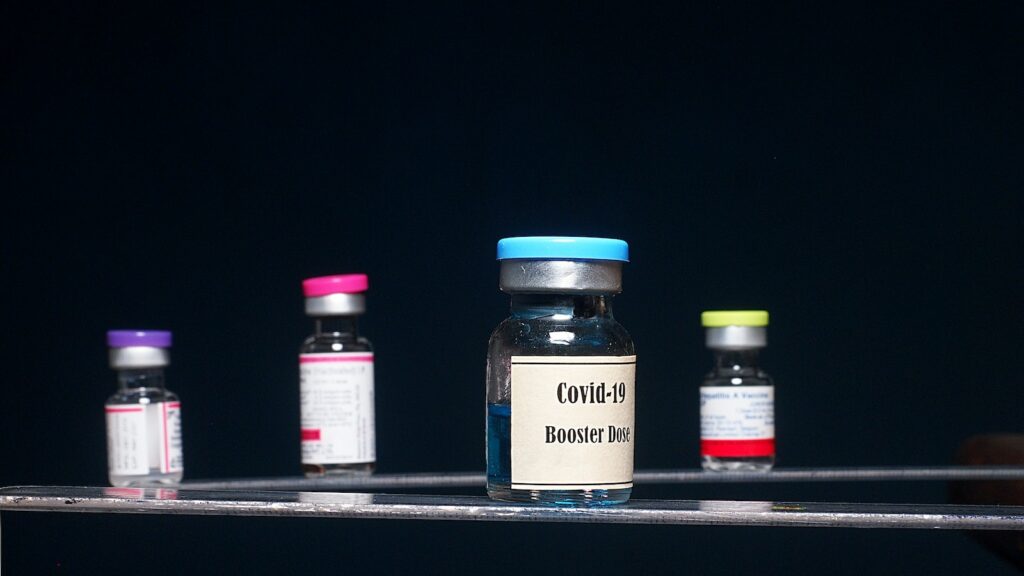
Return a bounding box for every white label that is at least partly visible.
[106,401,183,476]
[700,385,774,440]
[510,355,636,491]
[106,406,149,475]
[300,353,376,464]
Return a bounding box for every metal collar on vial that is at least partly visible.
[499,260,623,294]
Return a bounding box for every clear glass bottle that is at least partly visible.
[105,330,183,487]
[299,274,376,476]
[699,311,775,471]
[486,237,636,506]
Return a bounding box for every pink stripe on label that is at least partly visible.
[299,354,374,364]
[167,402,181,408]
[105,407,144,413]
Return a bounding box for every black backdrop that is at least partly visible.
[2,2,1023,574]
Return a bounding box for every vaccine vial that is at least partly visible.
[300,274,376,476]
[105,330,183,487]
[700,311,775,471]
[486,237,636,505]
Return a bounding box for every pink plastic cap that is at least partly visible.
[302,274,369,297]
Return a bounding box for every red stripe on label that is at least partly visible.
[105,407,144,413]
[167,402,181,408]
[701,439,776,457]
[299,355,374,364]
[301,429,321,441]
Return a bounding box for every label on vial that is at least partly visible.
[299,353,376,465]
[159,402,184,473]
[106,406,149,475]
[700,385,775,457]
[105,401,183,476]
[510,355,636,491]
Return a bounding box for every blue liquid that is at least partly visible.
[487,403,512,482]
[486,402,631,506]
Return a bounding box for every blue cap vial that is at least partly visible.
[497,236,629,262]
[497,236,629,294]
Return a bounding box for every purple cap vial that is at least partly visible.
[107,330,173,348]
[107,330,172,369]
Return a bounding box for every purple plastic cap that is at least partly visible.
[106,330,173,348]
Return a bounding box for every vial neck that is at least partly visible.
[314,316,360,337]
[509,294,613,319]
[713,349,762,372]
[117,368,166,391]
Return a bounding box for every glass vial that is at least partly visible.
[486,237,636,505]
[700,311,775,471]
[300,274,376,476]
[105,330,183,487]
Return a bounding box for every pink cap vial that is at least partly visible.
[303,274,369,316]
[302,274,369,297]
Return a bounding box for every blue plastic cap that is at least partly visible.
[497,236,629,262]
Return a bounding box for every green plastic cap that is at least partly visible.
[701,310,769,327]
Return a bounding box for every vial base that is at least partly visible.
[701,455,775,472]
[486,483,632,506]
[109,471,183,487]
[303,462,375,477]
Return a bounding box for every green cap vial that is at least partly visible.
[702,310,769,350]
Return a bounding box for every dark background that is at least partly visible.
[2,2,1023,574]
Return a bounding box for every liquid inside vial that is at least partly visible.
[700,348,775,472]
[106,386,183,487]
[486,293,634,506]
[300,316,375,477]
